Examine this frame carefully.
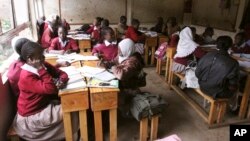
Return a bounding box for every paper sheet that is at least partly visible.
[238,61,250,68]
[60,66,86,90]
[77,66,105,76]
[57,53,98,63]
[94,71,116,81]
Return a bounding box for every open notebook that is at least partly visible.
[60,66,86,91]
[57,53,99,63]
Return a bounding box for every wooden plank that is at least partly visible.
[60,91,89,112]
[144,45,149,66]
[140,118,148,141]
[217,103,227,123]
[78,39,91,52]
[109,109,117,141]
[156,59,160,74]
[90,92,118,111]
[63,112,73,141]
[239,74,250,119]
[247,102,250,118]
[79,110,88,141]
[208,102,217,125]
[171,85,208,121]
[151,46,156,65]
[150,116,159,141]
[94,111,103,141]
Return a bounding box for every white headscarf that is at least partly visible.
[11,36,23,60]
[174,27,198,58]
[118,38,135,63]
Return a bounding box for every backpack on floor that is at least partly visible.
[130,92,167,121]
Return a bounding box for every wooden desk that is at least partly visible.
[144,36,158,66]
[45,56,57,65]
[238,68,250,119]
[89,87,119,141]
[79,39,91,52]
[59,88,89,141]
[231,55,250,119]
[45,55,82,68]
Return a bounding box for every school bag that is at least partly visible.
[130,92,167,121]
[155,42,168,60]
[185,60,199,88]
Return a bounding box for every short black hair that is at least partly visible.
[20,42,44,62]
[58,26,68,34]
[96,17,103,26]
[132,19,140,26]
[216,36,233,51]
[167,17,177,27]
[101,27,114,37]
[120,16,127,24]
[101,19,110,27]
[205,27,214,33]
[15,38,30,55]
[235,32,245,39]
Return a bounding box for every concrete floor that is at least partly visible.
[111,67,230,141]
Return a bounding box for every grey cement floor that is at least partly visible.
[111,67,230,141]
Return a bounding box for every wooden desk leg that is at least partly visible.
[79,110,88,141]
[217,103,226,123]
[63,112,73,141]
[158,60,162,75]
[140,118,148,141]
[247,102,250,118]
[208,102,217,125]
[94,111,103,141]
[109,109,117,141]
[144,46,149,66]
[156,59,159,73]
[165,58,169,82]
[150,116,159,141]
[151,47,156,65]
[239,74,250,119]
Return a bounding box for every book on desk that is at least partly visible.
[60,66,87,91]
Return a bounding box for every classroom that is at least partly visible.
[0,0,250,141]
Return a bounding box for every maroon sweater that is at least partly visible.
[41,28,57,49]
[92,43,118,61]
[174,47,206,66]
[49,37,79,52]
[17,62,68,116]
[231,43,250,54]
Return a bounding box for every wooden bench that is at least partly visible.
[140,115,160,141]
[166,48,228,126]
[165,48,177,84]
[144,37,158,66]
[170,69,228,126]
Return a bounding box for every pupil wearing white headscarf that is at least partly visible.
[118,38,135,63]
[174,27,199,58]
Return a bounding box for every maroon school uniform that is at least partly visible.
[41,28,57,49]
[231,43,250,54]
[169,34,179,47]
[7,60,24,97]
[17,62,68,116]
[49,37,79,52]
[174,47,206,66]
[92,41,118,61]
[125,26,139,42]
